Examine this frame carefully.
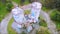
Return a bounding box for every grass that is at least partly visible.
[7,18,17,34]
[0,2,9,22]
[12,0,20,4]
[13,0,29,5]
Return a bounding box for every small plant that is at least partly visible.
[36,26,51,34]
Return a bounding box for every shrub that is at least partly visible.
[6,0,13,12]
[36,26,51,34]
[50,10,60,22]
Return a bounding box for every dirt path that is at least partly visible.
[1,13,12,34]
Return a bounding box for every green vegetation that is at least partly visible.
[55,21,60,31]
[40,0,60,10]
[24,0,29,5]
[50,10,60,22]
[13,0,20,4]
[13,0,29,5]
[38,16,47,27]
[6,0,13,12]
[39,19,47,27]
[24,10,31,14]
[0,2,9,22]
[7,18,17,34]
[42,7,51,12]
[50,9,60,31]
[36,26,51,34]
[0,0,13,22]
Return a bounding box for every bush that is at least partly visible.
[6,0,13,12]
[36,26,51,34]
[50,10,60,22]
